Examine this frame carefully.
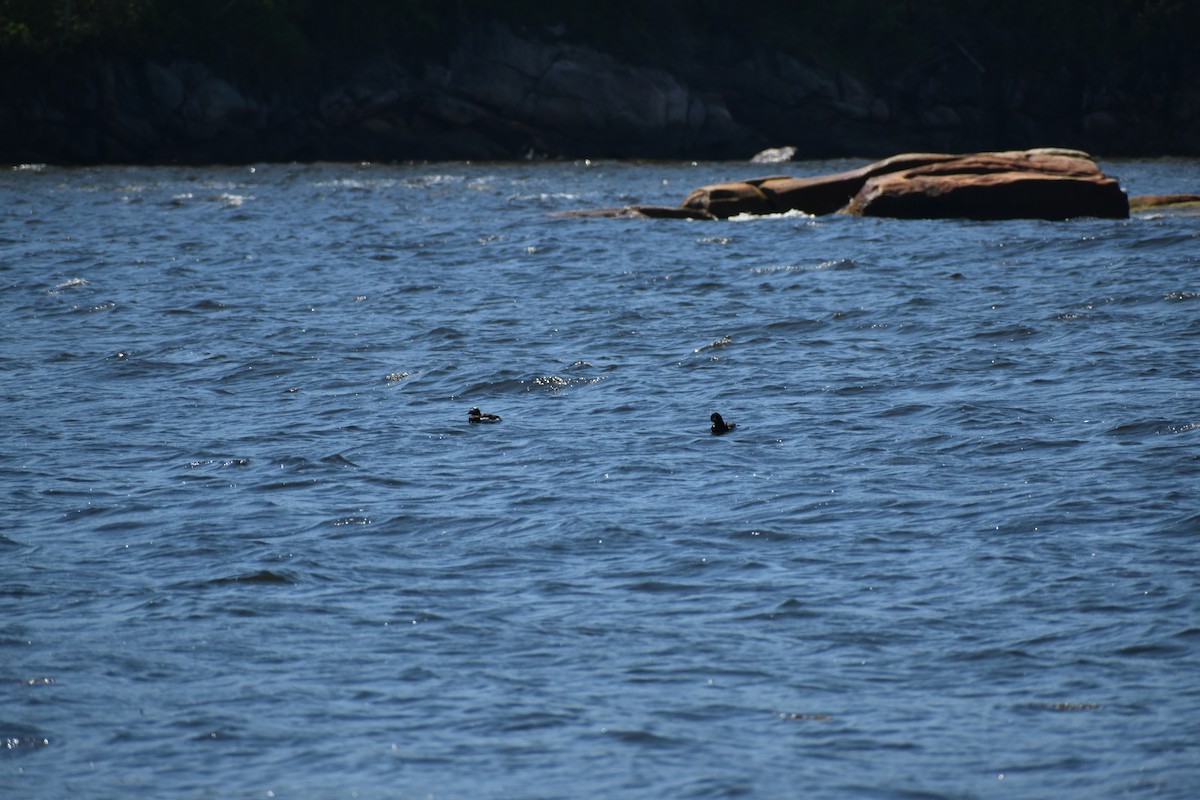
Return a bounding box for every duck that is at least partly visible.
[710,411,736,435]
[468,407,502,423]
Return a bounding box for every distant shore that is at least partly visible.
[3,3,1198,164]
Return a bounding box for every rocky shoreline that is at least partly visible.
[3,20,1199,165]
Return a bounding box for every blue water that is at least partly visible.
[2,158,1199,799]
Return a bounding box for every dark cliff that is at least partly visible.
[2,1,1197,163]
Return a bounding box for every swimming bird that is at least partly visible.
[710,412,736,435]
[468,407,502,423]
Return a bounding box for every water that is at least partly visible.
[2,158,1198,799]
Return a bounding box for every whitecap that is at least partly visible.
[47,277,88,293]
[216,193,253,208]
[727,209,813,222]
[527,374,605,392]
[751,258,856,274]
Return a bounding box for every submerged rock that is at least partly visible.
[1129,193,1200,212]
[552,205,713,220]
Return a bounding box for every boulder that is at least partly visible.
[843,149,1129,219]
[681,177,777,217]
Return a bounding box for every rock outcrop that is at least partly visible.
[844,149,1130,219]
[682,152,962,217]
[676,149,1129,220]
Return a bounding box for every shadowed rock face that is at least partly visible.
[4,6,1200,165]
[678,149,1130,220]
[845,171,1128,220]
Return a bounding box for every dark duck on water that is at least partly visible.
[468,407,502,423]
[710,412,736,435]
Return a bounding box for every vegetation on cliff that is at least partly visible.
[2,0,1197,86]
[1,0,444,79]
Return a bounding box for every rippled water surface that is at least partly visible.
[2,158,1199,799]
